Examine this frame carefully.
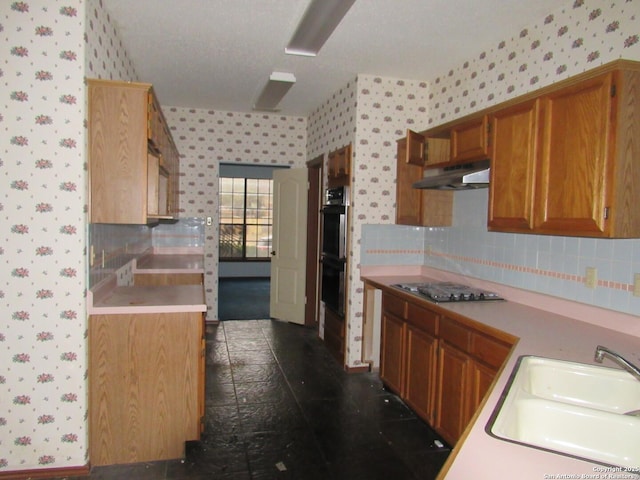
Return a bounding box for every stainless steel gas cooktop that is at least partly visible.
[392,282,504,303]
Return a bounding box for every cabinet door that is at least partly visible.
[405,325,438,424]
[88,82,148,224]
[395,137,423,225]
[435,341,472,445]
[327,145,351,187]
[472,361,496,412]
[380,312,405,396]
[424,137,450,167]
[488,99,541,231]
[535,73,615,235]
[406,129,425,166]
[450,115,490,164]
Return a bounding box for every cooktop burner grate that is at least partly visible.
[393,282,504,303]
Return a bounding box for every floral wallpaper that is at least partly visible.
[1,0,88,472]
[163,108,308,320]
[307,76,430,367]
[426,0,639,124]
[1,0,639,475]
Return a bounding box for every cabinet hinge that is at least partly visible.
[604,207,610,220]
[611,85,616,97]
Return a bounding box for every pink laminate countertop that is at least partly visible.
[135,253,204,273]
[361,270,640,480]
[88,284,206,314]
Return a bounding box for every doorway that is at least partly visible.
[218,277,270,320]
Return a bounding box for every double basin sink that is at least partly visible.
[487,355,640,469]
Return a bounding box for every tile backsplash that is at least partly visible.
[88,218,204,288]
[361,189,640,317]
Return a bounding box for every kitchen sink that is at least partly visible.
[521,356,640,413]
[487,355,640,469]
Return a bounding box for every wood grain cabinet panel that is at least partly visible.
[88,79,180,224]
[535,72,615,236]
[450,115,490,164]
[380,311,406,396]
[435,341,473,445]
[488,63,640,238]
[378,290,515,446]
[395,134,424,226]
[395,130,453,227]
[327,144,351,188]
[405,324,438,424]
[90,312,203,466]
[488,99,541,231]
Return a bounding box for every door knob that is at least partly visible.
[271,251,276,256]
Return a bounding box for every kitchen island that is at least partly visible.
[361,266,640,480]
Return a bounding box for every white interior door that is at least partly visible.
[270,168,308,324]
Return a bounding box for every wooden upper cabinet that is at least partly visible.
[327,144,351,187]
[535,72,616,236]
[424,137,450,167]
[396,130,453,227]
[88,79,180,224]
[488,99,541,231]
[488,62,640,238]
[405,129,425,166]
[395,132,424,225]
[450,115,490,164]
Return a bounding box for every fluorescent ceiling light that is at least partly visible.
[253,72,296,112]
[285,0,356,56]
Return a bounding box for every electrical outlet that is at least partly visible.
[634,273,640,297]
[585,267,597,289]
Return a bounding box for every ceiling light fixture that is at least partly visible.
[253,72,296,112]
[285,0,356,57]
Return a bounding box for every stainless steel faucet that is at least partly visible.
[594,345,640,381]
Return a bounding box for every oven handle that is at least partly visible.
[320,255,345,267]
[321,204,347,214]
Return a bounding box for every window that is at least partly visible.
[219,177,273,260]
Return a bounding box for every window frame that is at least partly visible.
[219,176,273,262]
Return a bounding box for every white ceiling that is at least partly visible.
[102,0,561,117]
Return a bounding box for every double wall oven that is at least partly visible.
[321,186,349,317]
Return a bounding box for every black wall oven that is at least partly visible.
[321,187,349,316]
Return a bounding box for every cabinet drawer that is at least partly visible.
[382,292,407,319]
[439,317,470,351]
[406,302,438,336]
[470,332,512,369]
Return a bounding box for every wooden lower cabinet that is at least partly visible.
[435,341,473,444]
[405,324,438,424]
[90,311,204,466]
[379,291,515,446]
[380,312,406,395]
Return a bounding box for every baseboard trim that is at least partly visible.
[0,464,90,479]
[345,365,371,374]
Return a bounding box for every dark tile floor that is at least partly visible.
[64,319,450,479]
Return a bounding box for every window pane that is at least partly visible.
[219,224,244,258]
[219,176,274,261]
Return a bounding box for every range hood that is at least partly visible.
[412,159,491,190]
